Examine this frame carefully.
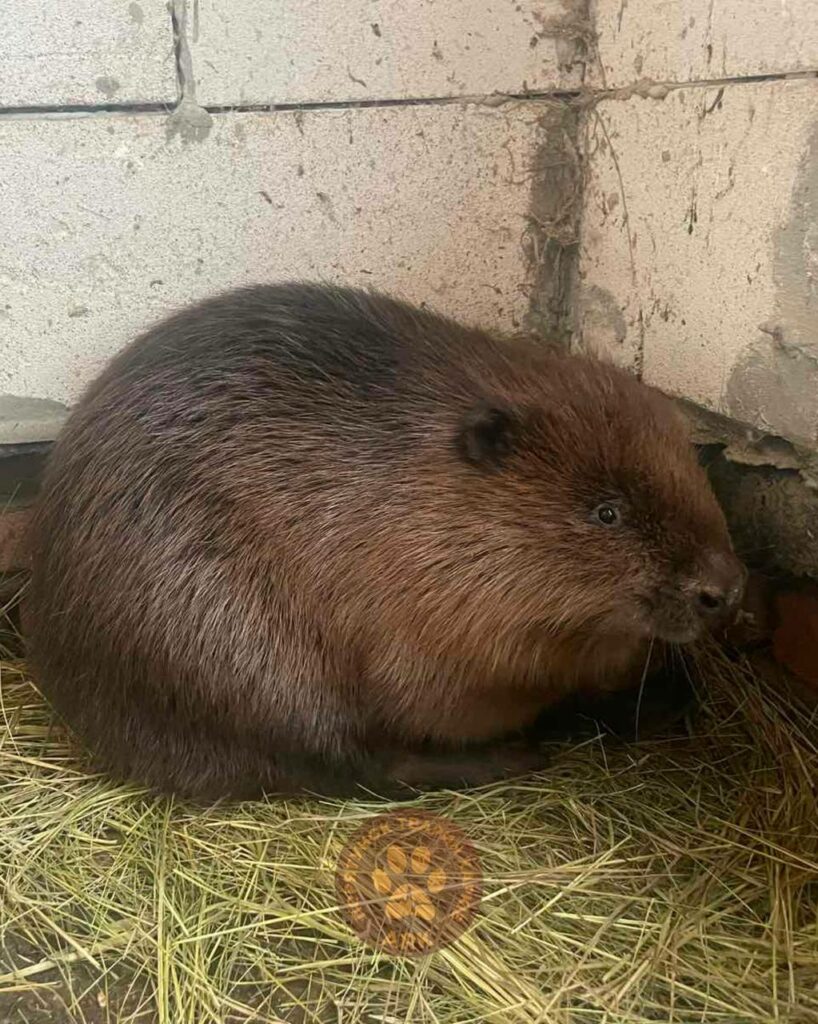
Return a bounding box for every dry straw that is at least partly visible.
[0,595,816,1022]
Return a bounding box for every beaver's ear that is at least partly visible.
[455,402,521,469]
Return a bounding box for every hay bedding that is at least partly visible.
[0,610,817,1022]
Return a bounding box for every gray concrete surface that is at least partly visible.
[592,0,818,88]
[574,78,818,449]
[188,0,589,106]
[0,1,176,107]
[0,102,556,408]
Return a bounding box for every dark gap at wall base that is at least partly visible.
[0,443,51,509]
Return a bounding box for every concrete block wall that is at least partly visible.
[0,0,588,443]
[573,0,818,578]
[576,0,818,455]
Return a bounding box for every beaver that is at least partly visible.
[24,282,745,800]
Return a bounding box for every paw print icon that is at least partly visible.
[336,811,482,956]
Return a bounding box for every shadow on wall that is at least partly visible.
[726,119,818,446]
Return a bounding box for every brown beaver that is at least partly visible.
[24,283,745,800]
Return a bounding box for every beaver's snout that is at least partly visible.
[648,553,746,644]
[691,552,747,627]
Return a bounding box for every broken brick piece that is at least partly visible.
[772,589,818,688]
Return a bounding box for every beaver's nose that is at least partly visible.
[693,554,747,622]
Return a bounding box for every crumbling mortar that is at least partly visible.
[167,0,213,142]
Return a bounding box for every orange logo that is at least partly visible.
[335,811,482,956]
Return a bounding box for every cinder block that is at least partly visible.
[592,0,818,88]
[0,1,176,107]
[0,102,555,420]
[574,79,818,447]
[188,0,587,106]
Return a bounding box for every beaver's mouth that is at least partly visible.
[592,590,732,646]
[595,602,703,646]
[646,591,735,645]
[650,619,705,645]
[635,591,705,645]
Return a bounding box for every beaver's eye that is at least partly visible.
[595,503,619,527]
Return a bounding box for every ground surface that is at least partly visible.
[1,632,817,1024]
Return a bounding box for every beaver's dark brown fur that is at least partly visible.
[25,283,745,799]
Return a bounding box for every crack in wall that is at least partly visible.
[0,68,812,122]
[0,89,586,121]
[584,67,818,104]
[169,0,190,105]
[524,101,583,343]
